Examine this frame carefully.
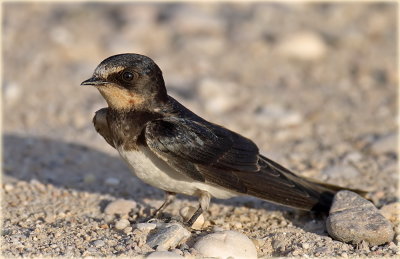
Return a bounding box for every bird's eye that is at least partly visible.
[122,71,134,82]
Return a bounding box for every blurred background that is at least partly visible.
[2,2,398,257]
[4,2,397,192]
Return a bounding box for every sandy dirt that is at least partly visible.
[2,2,399,257]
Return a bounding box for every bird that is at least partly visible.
[82,53,353,226]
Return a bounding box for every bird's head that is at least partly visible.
[82,53,168,111]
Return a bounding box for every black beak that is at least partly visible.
[81,77,108,86]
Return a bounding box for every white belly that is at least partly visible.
[117,147,238,199]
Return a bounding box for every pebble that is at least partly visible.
[326,190,394,245]
[193,230,257,259]
[87,247,97,253]
[380,202,400,223]
[30,179,46,192]
[115,218,130,230]
[358,240,370,252]
[178,243,189,250]
[50,26,73,46]
[198,78,239,114]
[104,177,120,186]
[179,206,204,230]
[4,82,21,103]
[387,242,398,253]
[369,133,397,154]
[343,152,363,163]
[93,239,105,248]
[255,104,303,127]
[99,224,109,229]
[10,234,25,241]
[171,249,183,256]
[146,223,191,251]
[104,215,115,223]
[277,31,327,60]
[104,199,137,216]
[4,183,14,192]
[123,227,133,234]
[322,164,360,179]
[272,238,286,251]
[136,223,157,231]
[146,251,184,258]
[232,222,243,229]
[170,7,225,36]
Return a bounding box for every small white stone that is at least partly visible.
[115,218,130,230]
[302,243,310,249]
[93,239,105,247]
[232,222,243,229]
[136,223,157,231]
[194,230,257,259]
[146,251,184,258]
[104,177,120,186]
[123,227,133,234]
[104,199,136,215]
[104,215,115,222]
[198,78,239,114]
[277,31,327,60]
[4,184,14,192]
[87,247,97,253]
[343,152,363,163]
[50,26,73,46]
[146,223,191,251]
[170,7,225,36]
[171,249,183,256]
[255,104,303,127]
[4,82,21,103]
[322,165,360,179]
[380,202,400,223]
[179,206,204,230]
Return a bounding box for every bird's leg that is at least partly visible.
[186,191,211,227]
[153,191,176,218]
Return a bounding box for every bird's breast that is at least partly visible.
[116,146,238,199]
[117,146,196,195]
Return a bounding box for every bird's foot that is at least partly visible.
[140,210,177,224]
[183,207,203,229]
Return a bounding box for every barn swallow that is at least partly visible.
[82,53,347,226]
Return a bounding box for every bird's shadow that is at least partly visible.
[3,134,322,233]
[3,134,158,205]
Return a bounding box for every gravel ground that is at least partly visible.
[2,2,399,257]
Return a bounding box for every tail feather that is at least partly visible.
[237,155,363,213]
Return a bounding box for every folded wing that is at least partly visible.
[141,117,336,212]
